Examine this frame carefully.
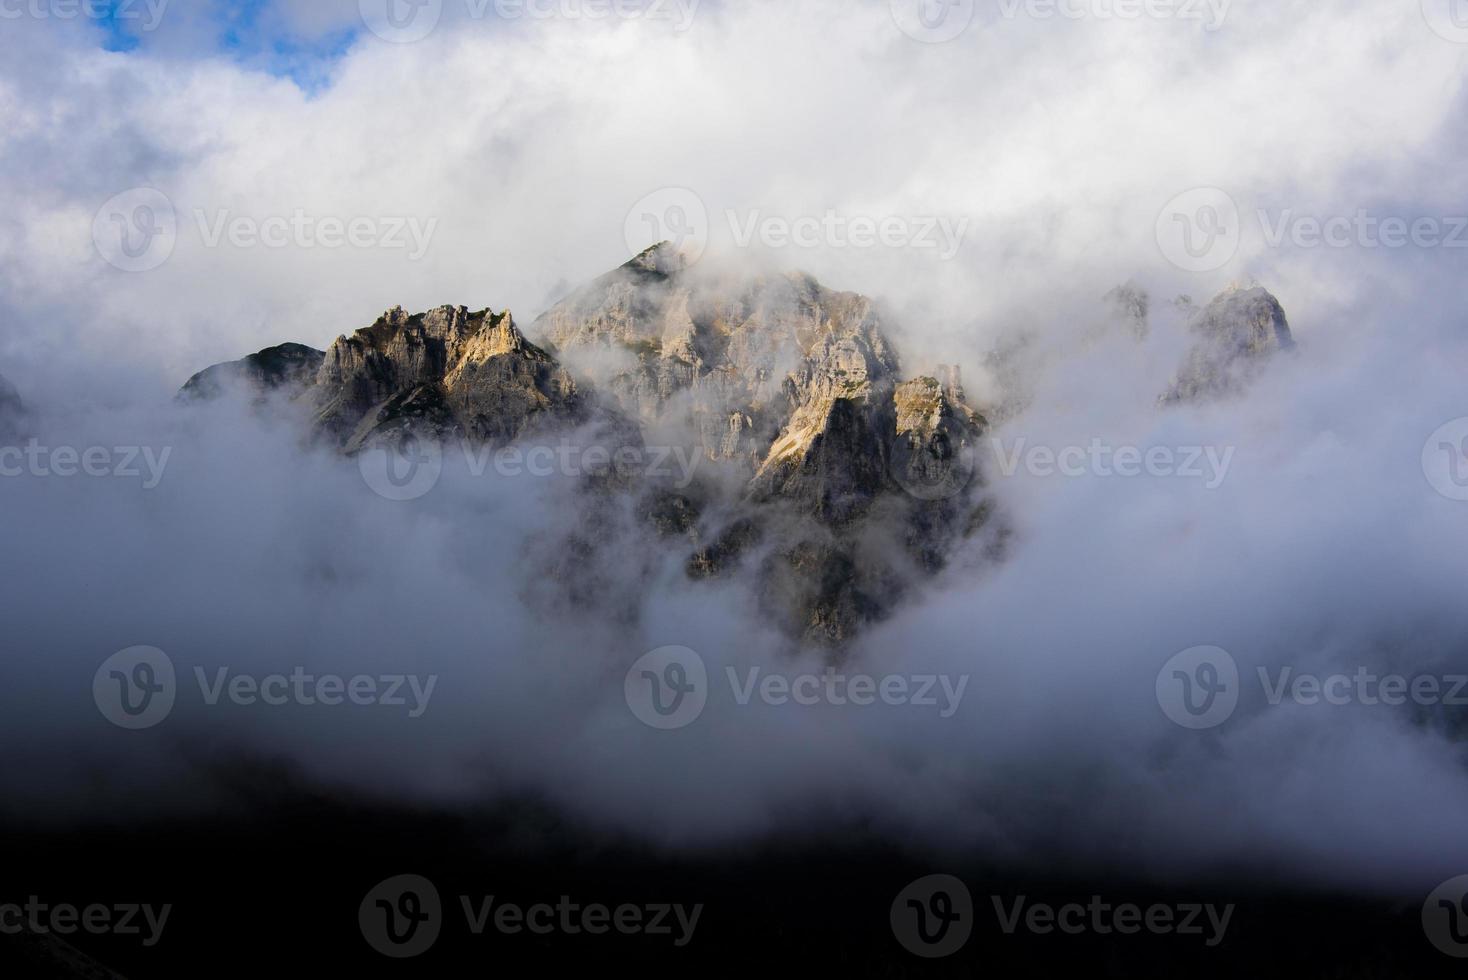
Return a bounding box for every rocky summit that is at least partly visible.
[180,343,325,403]
[1162,285,1294,404]
[533,244,996,643]
[179,249,1293,646]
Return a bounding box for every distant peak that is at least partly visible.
[626,241,690,276]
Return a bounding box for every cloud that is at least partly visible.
[1,0,1467,894]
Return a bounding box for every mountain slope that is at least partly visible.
[179,249,999,645]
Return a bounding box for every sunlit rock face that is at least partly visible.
[1162,285,1294,405]
[310,305,585,452]
[534,244,996,645]
[179,246,1001,647]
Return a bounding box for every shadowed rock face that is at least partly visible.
[1163,285,1294,404]
[180,343,325,402]
[179,246,999,646]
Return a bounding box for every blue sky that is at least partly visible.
[95,0,358,90]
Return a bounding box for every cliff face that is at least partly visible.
[180,247,999,646]
[533,244,994,645]
[308,305,584,453]
[1162,286,1294,404]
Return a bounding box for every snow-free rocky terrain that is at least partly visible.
[179,244,1293,645]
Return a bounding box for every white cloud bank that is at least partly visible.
[1,0,1467,895]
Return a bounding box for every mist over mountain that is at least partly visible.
[2,7,1468,975]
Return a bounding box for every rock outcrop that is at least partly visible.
[1162,285,1294,404]
[534,244,995,644]
[312,305,583,453]
[180,343,325,402]
[181,246,998,646]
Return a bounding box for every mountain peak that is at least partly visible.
[1162,285,1294,404]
